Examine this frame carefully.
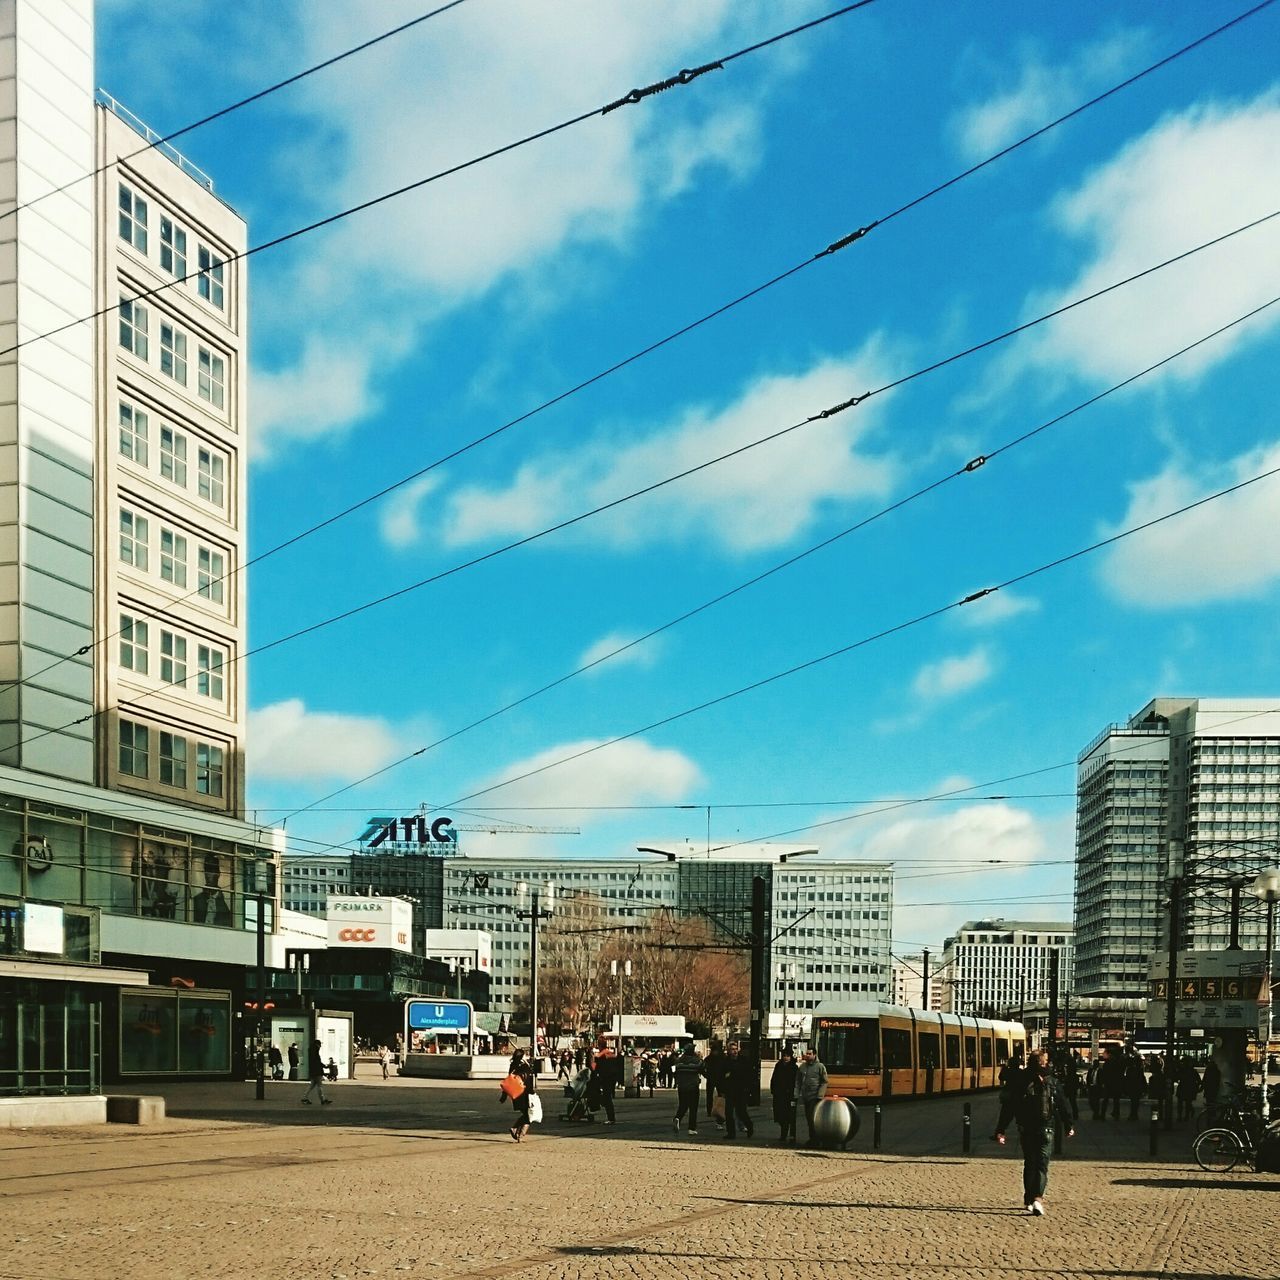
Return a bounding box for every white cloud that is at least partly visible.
[1098,439,1280,606]
[437,346,900,554]
[910,646,994,702]
[1011,91,1280,388]
[956,589,1041,628]
[380,475,445,549]
[576,631,663,675]
[953,32,1146,161]
[465,738,702,813]
[247,699,411,782]
[252,0,806,455]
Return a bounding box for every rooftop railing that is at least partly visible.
[96,90,214,193]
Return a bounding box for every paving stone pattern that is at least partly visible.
[0,1076,1275,1280]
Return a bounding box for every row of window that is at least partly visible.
[119,183,227,311]
[118,613,226,702]
[119,400,227,510]
[118,719,226,797]
[119,297,227,411]
[119,506,227,605]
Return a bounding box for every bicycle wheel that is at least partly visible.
[1194,1127,1243,1172]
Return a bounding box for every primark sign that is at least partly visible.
[359,815,458,852]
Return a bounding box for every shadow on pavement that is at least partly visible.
[697,1196,1023,1214]
[1112,1175,1280,1192]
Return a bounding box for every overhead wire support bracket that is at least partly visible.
[818,222,880,257]
[601,60,724,114]
[814,391,870,419]
[964,455,988,472]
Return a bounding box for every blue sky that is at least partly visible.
[97,1,1280,952]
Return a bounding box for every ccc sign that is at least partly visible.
[338,928,378,943]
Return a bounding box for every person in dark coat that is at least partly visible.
[1124,1051,1147,1120]
[287,1041,300,1082]
[720,1041,755,1141]
[703,1041,728,1129]
[300,1039,331,1105]
[769,1047,799,1144]
[672,1044,703,1135]
[1100,1046,1126,1119]
[995,1048,1075,1215]
[1174,1057,1201,1120]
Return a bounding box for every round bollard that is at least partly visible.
[812,1096,860,1149]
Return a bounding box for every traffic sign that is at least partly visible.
[406,999,471,1033]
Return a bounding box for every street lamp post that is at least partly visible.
[516,883,554,1068]
[611,958,631,1047]
[778,962,794,1046]
[1250,868,1280,1122]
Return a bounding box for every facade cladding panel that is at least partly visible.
[1072,698,1280,999]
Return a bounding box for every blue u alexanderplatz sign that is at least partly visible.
[406,999,472,1034]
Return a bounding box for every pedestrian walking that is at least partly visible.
[300,1039,331,1105]
[501,1056,537,1142]
[1124,1050,1147,1121]
[1086,1055,1105,1120]
[267,1044,284,1080]
[287,1042,300,1082]
[770,1047,799,1144]
[378,1045,391,1080]
[1053,1048,1080,1122]
[1100,1045,1125,1119]
[994,1047,1075,1216]
[721,1042,755,1140]
[794,1046,830,1147]
[587,1044,616,1124]
[703,1041,728,1129]
[672,1043,703,1135]
[1175,1058,1201,1121]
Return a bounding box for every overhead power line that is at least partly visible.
[0,2,475,227]
[435,462,1280,811]
[0,1,878,364]
[8,3,1266,697]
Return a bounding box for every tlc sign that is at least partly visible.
[360,815,456,847]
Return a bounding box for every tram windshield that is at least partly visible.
[816,1018,879,1073]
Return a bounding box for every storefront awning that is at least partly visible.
[0,958,151,987]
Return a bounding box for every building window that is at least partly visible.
[198,246,225,309]
[118,183,148,252]
[159,217,187,278]
[119,719,149,777]
[160,527,188,588]
[159,732,188,788]
[120,613,149,674]
[196,742,225,797]
[197,447,225,507]
[160,630,187,686]
[198,347,225,409]
[160,323,188,384]
[120,508,149,571]
[119,297,148,359]
[197,644,224,700]
[160,425,188,488]
[197,546,225,603]
[118,401,149,465]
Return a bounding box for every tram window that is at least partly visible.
[980,1037,993,1068]
[820,1021,879,1072]
[918,1032,940,1069]
[945,1034,960,1069]
[964,1036,976,1069]
[995,1038,1010,1065]
[882,1027,912,1070]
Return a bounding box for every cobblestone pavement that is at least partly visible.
[0,1076,1275,1280]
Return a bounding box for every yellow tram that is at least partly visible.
[812,1002,1027,1099]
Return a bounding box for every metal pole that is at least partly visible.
[530,888,539,1062]
[921,949,930,1011]
[1262,898,1275,1123]
[1164,877,1181,1131]
[255,890,265,1101]
[1047,949,1060,1053]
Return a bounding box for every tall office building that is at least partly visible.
[282,842,894,1017]
[1073,698,1280,998]
[1,0,279,1102]
[938,919,1073,1016]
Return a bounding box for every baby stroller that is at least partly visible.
[561,1069,595,1122]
